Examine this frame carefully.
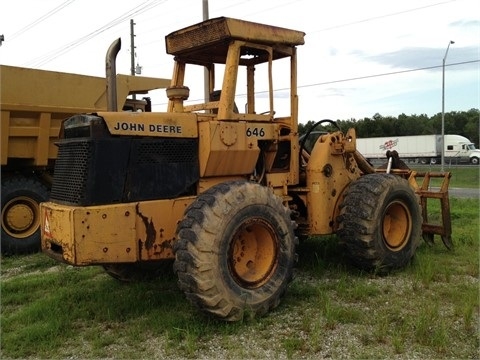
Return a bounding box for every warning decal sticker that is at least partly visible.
[44,210,52,238]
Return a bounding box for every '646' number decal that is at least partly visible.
[246,127,265,137]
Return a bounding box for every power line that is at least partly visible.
[9,0,76,41]
[151,60,479,106]
[27,0,162,67]
[24,0,165,68]
[308,0,458,33]
[136,0,459,54]
[297,59,479,89]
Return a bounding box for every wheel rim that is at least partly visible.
[382,200,412,250]
[229,218,278,288]
[1,196,40,238]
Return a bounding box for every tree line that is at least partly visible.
[298,108,480,147]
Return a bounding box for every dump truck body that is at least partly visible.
[1,65,170,168]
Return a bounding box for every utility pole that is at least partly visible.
[441,40,454,172]
[203,0,209,103]
[130,19,136,76]
[0,35,4,46]
[130,19,136,100]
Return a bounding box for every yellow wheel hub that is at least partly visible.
[2,196,40,238]
[383,200,412,250]
[230,218,278,288]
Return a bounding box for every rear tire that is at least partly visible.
[174,180,297,321]
[337,174,421,273]
[1,175,49,255]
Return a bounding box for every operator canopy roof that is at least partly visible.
[165,17,305,65]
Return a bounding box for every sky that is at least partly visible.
[1,0,479,123]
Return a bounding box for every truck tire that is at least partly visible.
[337,173,421,273]
[174,180,297,321]
[1,175,49,255]
[471,157,479,165]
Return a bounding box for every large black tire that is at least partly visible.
[1,175,49,255]
[337,174,421,273]
[103,261,175,282]
[173,181,298,321]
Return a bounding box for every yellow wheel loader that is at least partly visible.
[41,17,452,321]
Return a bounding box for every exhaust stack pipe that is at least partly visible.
[106,38,121,111]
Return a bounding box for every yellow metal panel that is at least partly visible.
[265,172,291,190]
[41,202,76,264]
[135,197,195,260]
[115,74,171,110]
[8,140,36,159]
[1,111,62,164]
[41,197,195,265]
[0,65,170,166]
[116,74,171,94]
[41,202,137,265]
[100,112,198,138]
[198,121,279,177]
[0,65,169,113]
[306,133,362,235]
[35,113,51,166]
[1,111,9,164]
[166,17,305,55]
[72,205,137,264]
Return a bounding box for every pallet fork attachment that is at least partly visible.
[408,171,453,250]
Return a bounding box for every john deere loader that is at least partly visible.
[41,17,452,321]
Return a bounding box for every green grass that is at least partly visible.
[1,198,479,359]
[1,265,226,358]
[409,165,479,188]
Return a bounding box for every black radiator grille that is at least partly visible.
[50,141,92,204]
[50,137,199,206]
[137,140,198,164]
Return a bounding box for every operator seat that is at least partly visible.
[209,90,239,114]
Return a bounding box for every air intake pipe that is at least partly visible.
[106,38,121,111]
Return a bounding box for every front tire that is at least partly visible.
[1,175,49,255]
[174,181,297,321]
[337,174,421,273]
[471,157,479,165]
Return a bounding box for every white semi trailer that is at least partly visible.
[356,134,480,165]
